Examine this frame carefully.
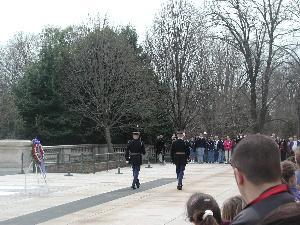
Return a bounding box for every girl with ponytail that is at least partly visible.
[186,193,224,225]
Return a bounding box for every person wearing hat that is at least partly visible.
[125,131,146,189]
[170,131,190,190]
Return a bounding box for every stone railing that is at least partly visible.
[43,144,161,164]
[43,144,108,164]
[0,139,171,174]
[42,144,165,173]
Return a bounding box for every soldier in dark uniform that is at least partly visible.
[125,132,146,189]
[170,131,190,190]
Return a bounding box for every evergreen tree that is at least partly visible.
[13,27,94,144]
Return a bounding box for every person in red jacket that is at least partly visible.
[223,136,233,164]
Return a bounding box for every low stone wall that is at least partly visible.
[0,140,32,171]
[0,140,160,174]
[46,161,128,173]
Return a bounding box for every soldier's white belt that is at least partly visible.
[175,152,185,155]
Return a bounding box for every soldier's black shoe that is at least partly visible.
[131,185,136,189]
[177,185,182,190]
[136,180,140,188]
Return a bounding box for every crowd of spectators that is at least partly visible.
[167,133,300,164]
[186,133,244,164]
[185,134,300,225]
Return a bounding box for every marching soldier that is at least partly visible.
[170,131,190,190]
[125,132,146,189]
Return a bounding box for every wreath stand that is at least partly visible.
[24,160,49,194]
[24,141,49,194]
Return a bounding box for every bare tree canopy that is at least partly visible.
[209,0,297,132]
[0,32,38,139]
[2,1,300,143]
[65,25,150,151]
[146,0,207,131]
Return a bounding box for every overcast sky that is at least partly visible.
[0,0,165,44]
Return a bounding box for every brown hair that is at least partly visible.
[187,193,221,225]
[222,195,245,221]
[257,202,300,225]
[280,160,296,184]
[231,134,281,184]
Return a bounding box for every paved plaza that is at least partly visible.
[0,163,238,225]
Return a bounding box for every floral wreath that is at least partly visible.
[32,138,45,164]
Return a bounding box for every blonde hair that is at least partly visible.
[222,195,245,221]
[281,160,297,184]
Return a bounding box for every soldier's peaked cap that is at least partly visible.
[132,131,140,135]
[176,131,184,134]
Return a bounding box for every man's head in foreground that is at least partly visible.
[231,134,282,204]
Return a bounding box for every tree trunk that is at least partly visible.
[249,76,259,133]
[258,33,274,133]
[296,88,300,137]
[104,126,113,153]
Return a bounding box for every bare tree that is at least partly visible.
[146,0,206,131]
[278,47,300,136]
[65,25,148,152]
[0,32,38,138]
[188,38,250,136]
[210,0,294,132]
[0,32,39,87]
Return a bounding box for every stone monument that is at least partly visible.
[0,139,32,173]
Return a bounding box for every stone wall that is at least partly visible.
[0,140,32,171]
[0,140,159,174]
[46,161,128,173]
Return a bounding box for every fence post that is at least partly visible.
[20,152,25,174]
[56,153,60,165]
[33,160,36,173]
[64,154,73,176]
[106,153,109,171]
[93,148,96,174]
[80,153,84,174]
[62,148,65,163]
[145,150,152,168]
[116,152,123,174]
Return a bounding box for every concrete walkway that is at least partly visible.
[0,163,239,225]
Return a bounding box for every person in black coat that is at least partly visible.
[278,138,288,161]
[155,135,165,163]
[207,136,215,163]
[125,132,146,189]
[217,137,225,163]
[213,136,219,163]
[170,131,190,190]
[194,133,206,163]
